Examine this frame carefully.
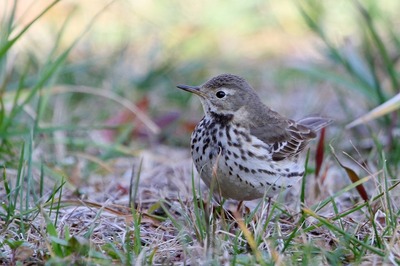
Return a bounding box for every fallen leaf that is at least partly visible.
[330,147,369,201]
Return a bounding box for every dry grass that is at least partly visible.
[2,0,400,264]
[2,142,399,264]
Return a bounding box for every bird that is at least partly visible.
[177,74,332,201]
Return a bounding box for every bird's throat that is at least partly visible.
[210,112,234,126]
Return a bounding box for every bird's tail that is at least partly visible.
[297,116,333,132]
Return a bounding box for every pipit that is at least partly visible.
[177,74,332,201]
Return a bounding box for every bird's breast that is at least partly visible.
[190,118,305,200]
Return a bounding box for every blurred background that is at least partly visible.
[1,0,400,190]
[2,2,400,263]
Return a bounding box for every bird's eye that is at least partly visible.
[216,91,226,98]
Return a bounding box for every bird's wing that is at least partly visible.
[250,119,317,161]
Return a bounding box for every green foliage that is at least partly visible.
[1,1,63,154]
[0,0,399,265]
[295,0,400,167]
[297,0,400,106]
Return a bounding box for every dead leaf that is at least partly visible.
[315,127,326,178]
[15,246,34,261]
[330,147,369,201]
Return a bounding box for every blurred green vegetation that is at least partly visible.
[1,0,400,175]
[0,0,400,181]
[1,1,400,263]
[296,0,400,166]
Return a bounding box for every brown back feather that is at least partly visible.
[250,116,332,161]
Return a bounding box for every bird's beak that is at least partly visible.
[176,84,205,97]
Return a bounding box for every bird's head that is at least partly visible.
[177,74,261,119]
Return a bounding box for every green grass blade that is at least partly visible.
[303,208,385,256]
[0,0,60,57]
[356,2,399,94]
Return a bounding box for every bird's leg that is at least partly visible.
[236,200,244,214]
[265,197,272,220]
